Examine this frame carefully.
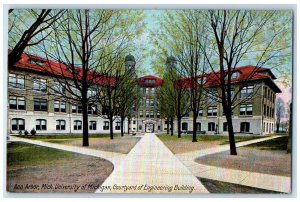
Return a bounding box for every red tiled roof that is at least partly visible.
[178,66,281,93]
[10,51,116,86]
[138,75,163,87]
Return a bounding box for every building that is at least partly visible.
[130,66,281,135]
[130,75,163,133]
[8,52,128,135]
[8,51,281,136]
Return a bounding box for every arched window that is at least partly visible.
[182,122,188,131]
[115,122,121,130]
[240,122,250,132]
[74,120,82,130]
[89,121,97,130]
[223,122,228,132]
[11,118,25,131]
[36,119,47,130]
[208,122,215,131]
[56,120,66,130]
[196,122,201,131]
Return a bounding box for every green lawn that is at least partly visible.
[7,142,114,193]
[198,178,282,194]
[245,136,289,151]
[157,133,268,145]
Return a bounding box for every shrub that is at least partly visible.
[24,130,29,136]
[18,130,22,136]
[30,128,36,136]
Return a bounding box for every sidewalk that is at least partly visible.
[96,133,209,193]
[9,136,126,167]
[176,135,291,193]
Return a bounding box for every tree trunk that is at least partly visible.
[166,118,170,134]
[82,101,89,146]
[127,118,130,134]
[170,117,174,136]
[120,117,124,137]
[109,116,114,140]
[225,109,237,155]
[177,117,181,138]
[192,111,197,142]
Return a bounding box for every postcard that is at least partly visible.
[6,8,292,194]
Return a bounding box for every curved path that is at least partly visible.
[96,133,209,193]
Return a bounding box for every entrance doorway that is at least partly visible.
[145,123,154,133]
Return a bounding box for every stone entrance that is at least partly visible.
[145,123,154,133]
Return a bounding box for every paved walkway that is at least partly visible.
[9,136,126,167]
[96,133,209,193]
[176,135,291,193]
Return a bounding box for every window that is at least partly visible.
[103,121,109,130]
[115,122,121,130]
[231,72,239,79]
[140,88,144,94]
[34,98,47,111]
[223,122,228,132]
[151,88,155,94]
[208,106,217,116]
[150,99,155,106]
[89,121,97,130]
[74,120,82,130]
[182,122,188,131]
[139,111,143,118]
[72,104,82,113]
[139,125,142,130]
[208,122,215,131]
[145,88,149,94]
[33,78,47,92]
[240,104,253,115]
[264,87,267,98]
[240,122,250,132]
[36,119,47,130]
[53,82,66,95]
[56,120,66,130]
[139,99,144,107]
[150,110,154,118]
[199,109,203,117]
[225,72,239,80]
[146,99,150,107]
[8,74,25,89]
[88,89,97,98]
[145,79,155,84]
[11,118,25,131]
[88,105,97,115]
[264,104,267,116]
[133,120,136,124]
[71,87,81,96]
[54,101,66,112]
[146,110,149,118]
[196,122,201,131]
[157,111,160,118]
[9,96,25,110]
[241,85,254,98]
[207,90,217,102]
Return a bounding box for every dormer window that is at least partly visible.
[29,58,45,66]
[144,79,155,84]
[225,72,240,80]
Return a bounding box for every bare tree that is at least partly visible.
[32,10,141,146]
[200,10,291,155]
[276,97,285,132]
[8,9,64,66]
